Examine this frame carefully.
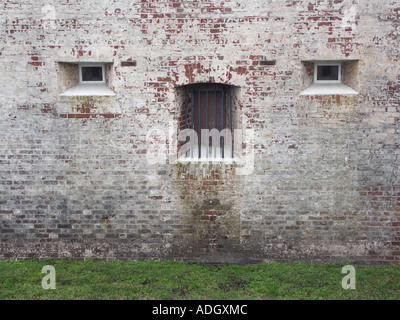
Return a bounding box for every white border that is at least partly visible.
[314,62,341,84]
[79,63,106,84]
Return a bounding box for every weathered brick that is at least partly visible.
[0,0,399,264]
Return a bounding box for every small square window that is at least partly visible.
[79,64,105,84]
[59,61,115,96]
[314,62,341,83]
[300,60,358,95]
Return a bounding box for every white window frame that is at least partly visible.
[78,63,106,84]
[314,62,342,84]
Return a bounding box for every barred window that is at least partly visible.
[178,83,236,160]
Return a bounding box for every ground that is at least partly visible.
[1,260,399,300]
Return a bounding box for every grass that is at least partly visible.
[0,259,399,300]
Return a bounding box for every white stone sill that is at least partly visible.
[59,84,116,96]
[176,158,240,164]
[175,145,241,164]
[300,83,358,95]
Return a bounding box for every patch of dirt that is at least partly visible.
[59,279,72,285]
[218,275,248,291]
[172,285,189,297]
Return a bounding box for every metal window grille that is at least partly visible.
[183,83,233,159]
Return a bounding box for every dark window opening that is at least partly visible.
[316,65,339,81]
[180,83,235,159]
[81,66,103,82]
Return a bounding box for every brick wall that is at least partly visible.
[0,0,399,264]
